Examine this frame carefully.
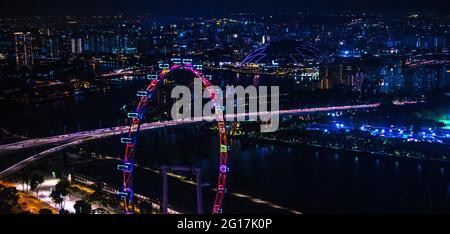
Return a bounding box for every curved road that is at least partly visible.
[0,103,385,156]
[0,101,421,178]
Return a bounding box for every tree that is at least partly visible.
[74,200,92,214]
[59,209,70,214]
[15,172,31,191]
[50,179,71,210]
[0,186,19,206]
[39,208,53,214]
[55,179,69,197]
[0,186,19,214]
[30,175,45,198]
[50,191,64,209]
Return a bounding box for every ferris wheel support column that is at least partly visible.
[195,168,203,214]
[162,166,168,214]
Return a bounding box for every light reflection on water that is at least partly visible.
[85,128,450,214]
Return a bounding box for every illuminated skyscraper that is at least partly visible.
[14,32,33,70]
[379,62,404,94]
[71,38,83,54]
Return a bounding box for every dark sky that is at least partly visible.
[0,0,449,17]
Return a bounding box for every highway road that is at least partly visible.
[0,103,385,156]
[0,101,419,178]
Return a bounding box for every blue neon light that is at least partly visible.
[120,138,134,144]
[117,163,133,172]
[127,112,140,119]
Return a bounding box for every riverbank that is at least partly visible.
[238,135,450,164]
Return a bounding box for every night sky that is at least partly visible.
[0,0,449,17]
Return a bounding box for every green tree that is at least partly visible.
[49,179,70,210]
[73,200,92,214]
[15,172,31,191]
[0,185,19,214]
[50,191,64,209]
[30,175,45,197]
[55,179,70,196]
[0,186,19,206]
[59,209,70,214]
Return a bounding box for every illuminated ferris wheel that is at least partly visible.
[117,60,229,214]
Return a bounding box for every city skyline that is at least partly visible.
[0,0,449,222]
[1,0,449,17]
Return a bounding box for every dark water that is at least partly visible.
[0,71,291,138]
[0,82,144,138]
[0,74,449,213]
[87,129,449,214]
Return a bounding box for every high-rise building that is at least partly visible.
[71,38,83,54]
[345,71,366,91]
[406,67,438,93]
[14,32,33,70]
[0,53,7,69]
[46,37,59,58]
[379,63,404,94]
[320,78,330,89]
[437,65,450,89]
[262,35,270,45]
